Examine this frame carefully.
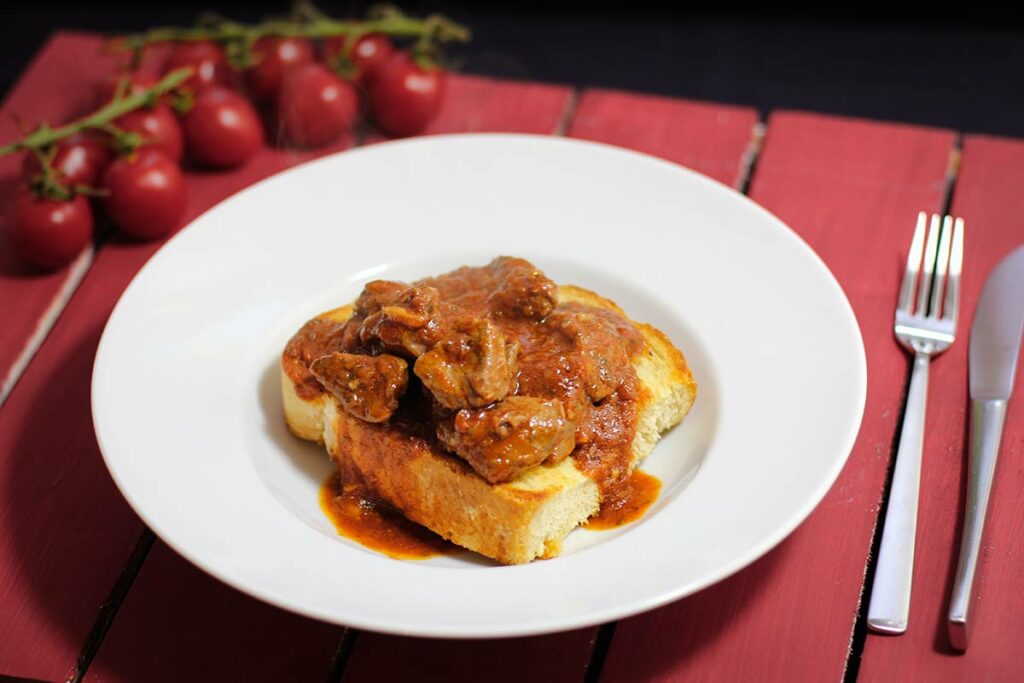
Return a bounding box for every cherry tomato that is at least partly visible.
[277,63,358,148]
[22,133,113,187]
[114,104,184,162]
[103,149,186,240]
[165,40,237,93]
[245,37,314,102]
[96,71,159,105]
[183,86,263,168]
[8,191,93,270]
[369,53,445,137]
[321,33,395,86]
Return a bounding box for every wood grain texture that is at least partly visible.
[82,543,341,683]
[598,112,957,682]
[859,136,1024,682]
[338,87,759,683]
[341,630,598,683]
[0,33,117,400]
[567,88,759,186]
[364,73,573,143]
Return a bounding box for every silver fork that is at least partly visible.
[867,212,965,634]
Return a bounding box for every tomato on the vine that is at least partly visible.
[368,53,445,137]
[245,37,315,102]
[165,40,237,93]
[114,104,184,162]
[277,63,358,148]
[183,86,264,168]
[21,132,113,187]
[321,33,395,86]
[103,148,186,240]
[8,191,93,270]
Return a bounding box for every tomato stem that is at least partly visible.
[0,68,193,158]
[109,6,470,68]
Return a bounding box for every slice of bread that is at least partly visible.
[282,285,696,564]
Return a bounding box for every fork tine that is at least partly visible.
[928,215,954,318]
[897,212,927,313]
[915,214,942,316]
[943,217,965,323]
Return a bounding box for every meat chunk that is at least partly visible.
[546,308,630,402]
[437,396,576,483]
[353,280,406,313]
[310,352,409,423]
[414,318,519,409]
[345,280,446,357]
[486,257,558,319]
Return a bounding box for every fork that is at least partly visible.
[867,212,965,634]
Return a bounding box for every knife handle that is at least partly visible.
[948,398,1007,651]
[867,352,929,634]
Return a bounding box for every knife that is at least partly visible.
[947,244,1024,651]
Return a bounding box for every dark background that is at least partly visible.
[3,1,1023,136]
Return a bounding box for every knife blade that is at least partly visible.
[969,245,1024,399]
[948,244,1024,651]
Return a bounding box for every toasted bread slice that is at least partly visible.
[282,285,696,564]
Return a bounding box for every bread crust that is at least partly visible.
[282,285,696,564]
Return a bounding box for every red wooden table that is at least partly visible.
[2,33,1023,683]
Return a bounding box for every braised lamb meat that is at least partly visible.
[436,396,576,483]
[346,281,446,357]
[544,307,630,402]
[310,352,409,423]
[485,256,558,319]
[414,317,519,409]
[290,257,645,485]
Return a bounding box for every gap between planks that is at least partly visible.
[0,245,94,409]
[67,531,156,683]
[840,135,964,683]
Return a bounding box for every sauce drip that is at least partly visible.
[584,469,662,530]
[319,472,456,560]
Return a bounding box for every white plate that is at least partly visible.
[92,134,866,637]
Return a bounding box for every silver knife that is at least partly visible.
[948,244,1024,651]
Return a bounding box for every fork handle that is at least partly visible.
[867,351,930,634]
[947,398,1007,651]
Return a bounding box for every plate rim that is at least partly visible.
[91,133,867,637]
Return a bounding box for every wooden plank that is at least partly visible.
[598,112,957,682]
[84,75,577,681]
[0,33,118,404]
[338,89,758,683]
[81,543,340,682]
[568,88,759,187]
[858,135,1024,682]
